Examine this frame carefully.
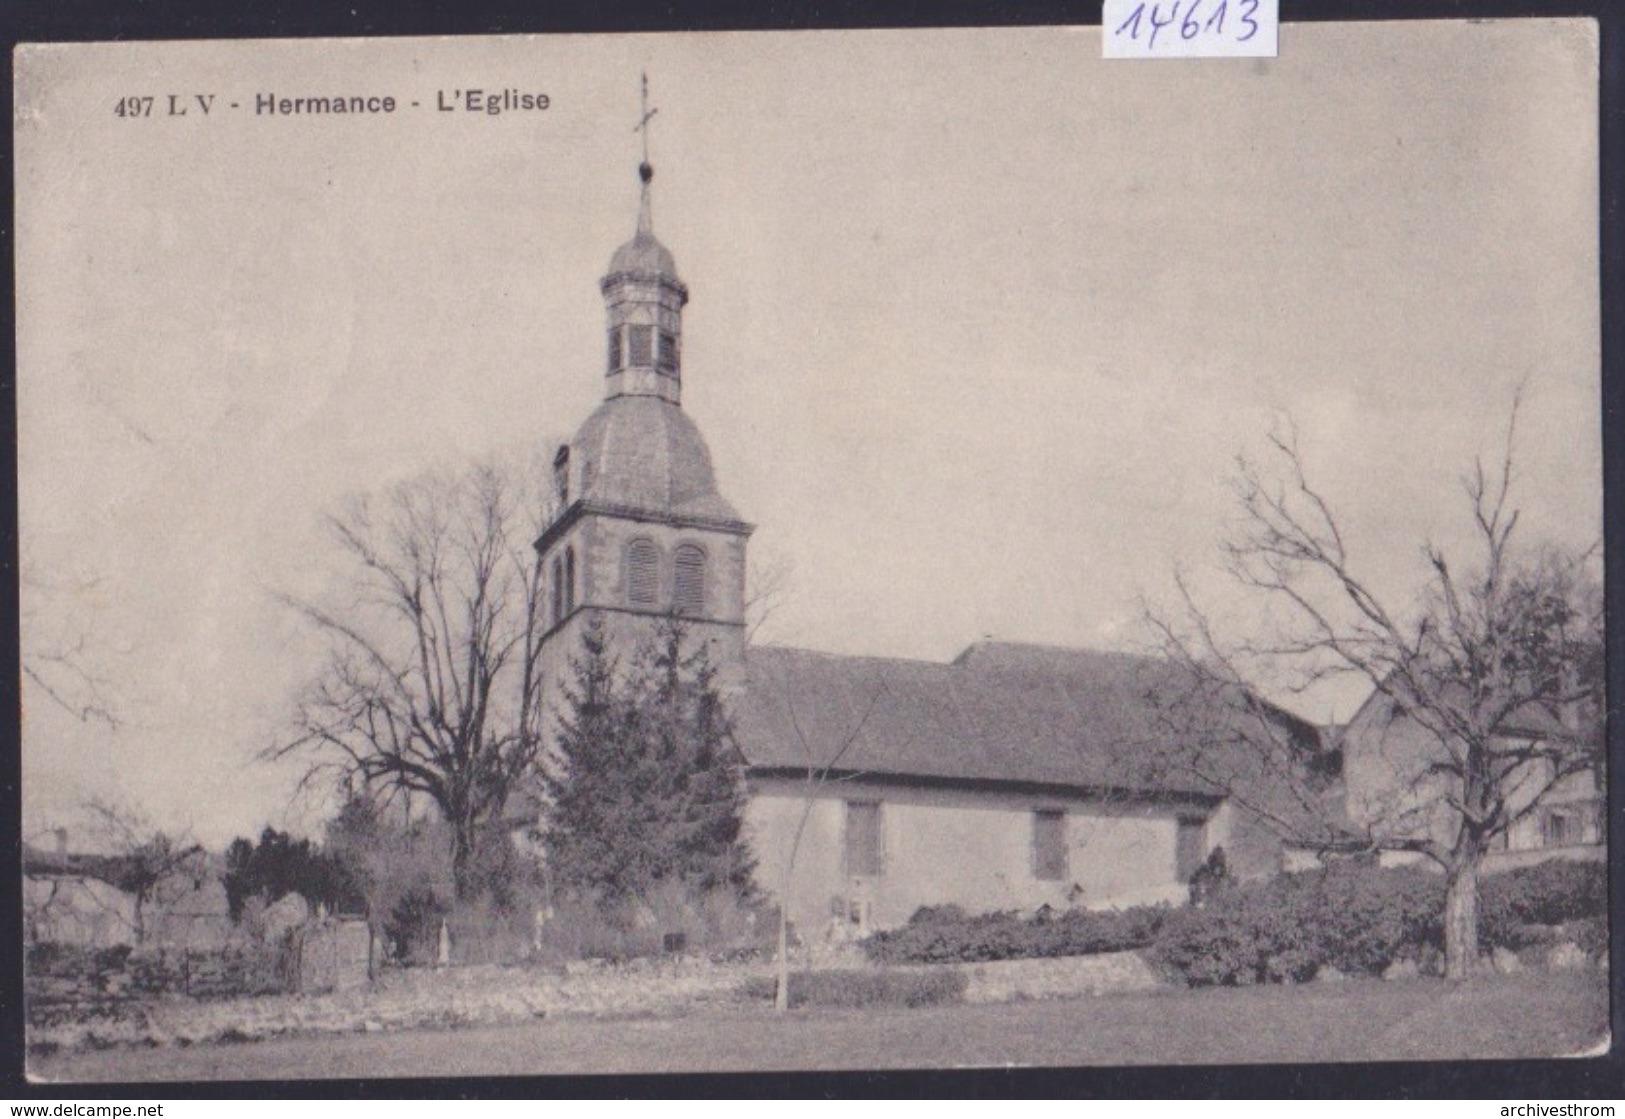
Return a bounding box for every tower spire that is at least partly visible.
[633,71,658,234]
[601,71,686,406]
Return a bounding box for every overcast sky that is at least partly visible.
[16,21,1601,845]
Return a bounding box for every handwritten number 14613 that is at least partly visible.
[1114,0,1260,50]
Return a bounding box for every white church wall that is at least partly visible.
[745,776,1201,938]
[742,786,848,941]
[1065,812,1185,910]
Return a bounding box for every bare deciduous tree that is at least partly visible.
[748,657,886,1013]
[20,554,121,728]
[268,458,553,900]
[744,547,796,644]
[80,798,205,945]
[1146,399,1603,979]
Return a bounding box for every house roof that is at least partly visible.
[1341,677,1573,744]
[733,641,1247,798]
[22,843,110,879]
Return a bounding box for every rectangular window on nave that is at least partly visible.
[1032,810,1067,881]
[845,801,883,878]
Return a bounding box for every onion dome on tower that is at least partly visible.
[601,157,688,404]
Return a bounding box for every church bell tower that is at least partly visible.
[535,77,752,700]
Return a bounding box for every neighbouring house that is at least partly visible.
[23,839,139,947]
[23,872,139,949]
[1336,687,1605,873]
[528,146,1333,937]
[147,867,234,949]
[23,838,235,949]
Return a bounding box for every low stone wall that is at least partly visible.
[27,949,1170,1054]
[26,943,289,1012]
[800,934,1165,1000]
[27,956,775,1053]
[953,952,1164,1003]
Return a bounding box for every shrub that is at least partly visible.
[383,887,451,965]
[1482,920,1561,954]
[1148,858,1605,986]
[739,968,967,1009]
[907,904,970,926]
[1188,846,1230,907]
[1478,859,1605,944]
[1148,863,1445,987]
[223,827,355,921]
[1566,915,1608,959]
[26,942,134,980]
[1313,860,1445,973]
[864,904,1169,965]
[446,901,537,966]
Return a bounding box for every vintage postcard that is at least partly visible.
[15,22,1606,1080]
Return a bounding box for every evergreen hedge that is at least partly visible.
[862,903,1169,965]
[1150,858,1606,987]
[1147,863,1444,986]
[857,858,1605,984]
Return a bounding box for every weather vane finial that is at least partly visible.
[632,72,659,234]
[634,71,658,184]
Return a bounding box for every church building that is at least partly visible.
[532,132,1303,937]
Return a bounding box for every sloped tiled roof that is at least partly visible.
[1343,678,1572,742]
[21,843,89,877]
[570,395,742,522]
[733,641,1232,797]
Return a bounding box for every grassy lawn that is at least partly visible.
[30,970,1609,1082]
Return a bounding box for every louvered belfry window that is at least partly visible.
[658,330,678,374]
[607,327,622,373]
[626,539,660,606]
[628,325,653,366]
[673,544,706,616]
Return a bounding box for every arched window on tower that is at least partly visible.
[673,544,706,616]
[607,327,623,373]
[626,538,661,607]
[658,330,678,375]
[563,546,577,615]
[551,555,565,627]
[553,444,571,505]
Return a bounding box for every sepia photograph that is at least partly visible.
[13,20,1609,1082]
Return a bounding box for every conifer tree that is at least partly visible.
[636,621,755,895]
[543,618,754,902]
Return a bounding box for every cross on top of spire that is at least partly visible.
[633,72,659,232]
[635,71,658,175]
